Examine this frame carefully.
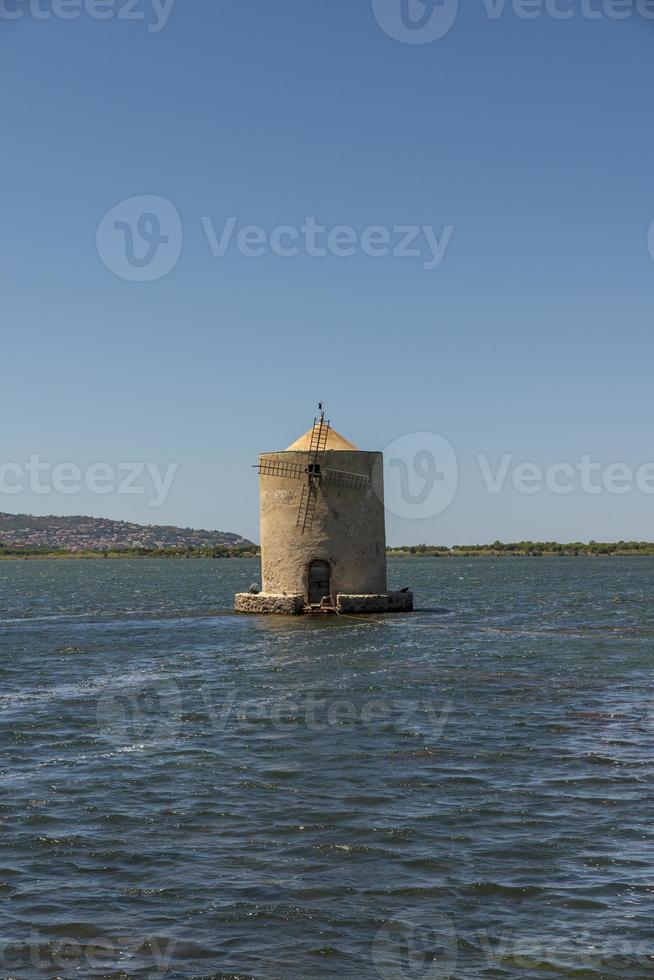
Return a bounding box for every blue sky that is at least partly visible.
[2,0,654,545]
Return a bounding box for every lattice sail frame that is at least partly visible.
[256,412,370,532]
[257,459,369,493]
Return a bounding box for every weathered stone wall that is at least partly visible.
[337,592,414,614]
[385,591,414,612]
[259,450,387,598]
[234,593,304,615]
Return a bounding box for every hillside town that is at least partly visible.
[0,513,252,553]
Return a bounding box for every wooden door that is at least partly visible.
[308,560,330,604]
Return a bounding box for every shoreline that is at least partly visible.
[3,548,654,561]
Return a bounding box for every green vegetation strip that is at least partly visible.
[0,545,260,560]
[387,541,654,557]
[3,541,654,558]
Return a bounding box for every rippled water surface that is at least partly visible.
[2,557,654,979]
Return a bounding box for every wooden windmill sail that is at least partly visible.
[257,407,370,533]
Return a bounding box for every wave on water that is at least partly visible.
[2,559,654,979]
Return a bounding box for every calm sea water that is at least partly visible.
[2,557,654,979]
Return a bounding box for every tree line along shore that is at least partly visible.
[388,541,654,557]
[2,541,654,559]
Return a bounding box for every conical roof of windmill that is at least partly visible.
[285,426,358,452]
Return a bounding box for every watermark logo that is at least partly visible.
[371,0,654,43]
[96,195,183,282]
[372,911,458,979]
[95,685,452,749]
[381,438,654,519]
[96,676,183,747]
[97,204,453,280]
[382,432,459,520]
[372,0,459,43]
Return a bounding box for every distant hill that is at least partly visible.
[0,513,254,553]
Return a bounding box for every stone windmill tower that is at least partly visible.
[235,408,413,615]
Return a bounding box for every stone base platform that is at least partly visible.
[234,592,413,615]
[337,592,414,614]
[234,593,305,615]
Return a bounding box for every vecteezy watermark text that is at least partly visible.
[478,928,654,971]
[370,915,654,979]
[478,454,654,496]
[372,0,654,44]
[96,676,453,747]
[0,0,175,31]
[201,216,453,270]
[96,196,454,282]
[382,432,654,520]
[0,457,178,507]
[0,932,176,976]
